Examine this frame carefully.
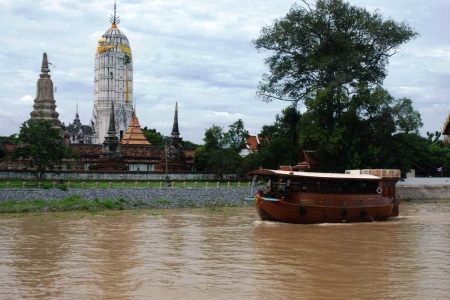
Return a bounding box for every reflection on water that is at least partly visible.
[0,202,449,299]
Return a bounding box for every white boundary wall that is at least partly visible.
[0,172,238,181]
[397,178,450,186]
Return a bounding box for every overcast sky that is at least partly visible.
[0,0,449,144]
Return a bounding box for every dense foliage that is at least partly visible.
[194,122,245,179]
[11,120,78,181]
[142,127,166,146]
[142,127,198,148]
[252,0,418,105]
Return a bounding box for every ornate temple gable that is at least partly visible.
[30,53,61,126]
[91,0,133,144]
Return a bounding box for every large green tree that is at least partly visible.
[260,105,301,148]
[223,119,249,152]
[208,149,243,181]
[11,119,77,181]
[194,125,225,171]
[299,85,422,172]
[194,122,247,176]
[253,0,420,173]
[253,0,418,105]
[142,127,166,146]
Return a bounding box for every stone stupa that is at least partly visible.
[30,52,61,127]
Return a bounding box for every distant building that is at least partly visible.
[65,106,93,144]
[239,134,262,157]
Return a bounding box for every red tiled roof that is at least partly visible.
[121,115,151,145]
[246,135,259,151]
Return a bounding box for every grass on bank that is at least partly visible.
[0,194,174,213]
[0,180,251,189]
[0,195,246,214]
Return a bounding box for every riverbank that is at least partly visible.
[1,185,448,214]
[396,185,450,201]
[0,188,253,213]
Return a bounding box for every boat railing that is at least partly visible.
[346,169,401,179]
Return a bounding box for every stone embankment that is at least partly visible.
[0,188,254,209]
[1,186,447,212]
[396,185,450,201]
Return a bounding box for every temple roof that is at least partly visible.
[121,114,150,145]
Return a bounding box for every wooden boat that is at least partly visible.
[245,169,401,224]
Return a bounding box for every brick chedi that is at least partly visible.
[102,101,121,158]
[30,53,61,126]
[92,101,127,170]
[155,103,189,173]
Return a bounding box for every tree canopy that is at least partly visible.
[223,119,249,152]
[253,0,418,104]
[260,105,301,148]
[142,127,167,146]
[298,85,422,172]
[248,0,423,174]
[193,122,245,177]
[11,119,77,181]
[142,127,198,148]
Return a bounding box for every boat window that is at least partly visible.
[300,179,379,194]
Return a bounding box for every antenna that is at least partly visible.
[109,0,120,25]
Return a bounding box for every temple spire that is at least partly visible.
[100,101,121,158]
[108,102,116,133]
[31,52,60,126]
[109,0,120,27]
[41,52,50,75]
[171,102,180,137]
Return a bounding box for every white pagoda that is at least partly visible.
[91,1,133,144]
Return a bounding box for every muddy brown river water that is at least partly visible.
[0,201,449,299]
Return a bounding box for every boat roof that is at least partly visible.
[247,169,387,180]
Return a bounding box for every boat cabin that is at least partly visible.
[250,169,401,202]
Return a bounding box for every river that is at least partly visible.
[0,201,449,299]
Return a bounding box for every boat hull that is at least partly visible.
[255,197,393,224]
